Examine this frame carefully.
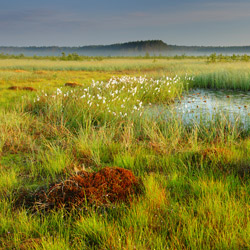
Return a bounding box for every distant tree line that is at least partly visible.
[0,51,249,62]
[0,52,104,61]
[207,53,250,63]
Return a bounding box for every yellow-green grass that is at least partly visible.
[0,58,249,249]
[1,58,250,73]
[1,58,250,108]
[0,58,249,110]
[0,69,125,109]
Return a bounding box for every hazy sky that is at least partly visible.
[1,0,250,46]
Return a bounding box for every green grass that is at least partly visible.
[192,70,250,91]
[0,58,249,249]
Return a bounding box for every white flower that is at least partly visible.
[57,88,62,95]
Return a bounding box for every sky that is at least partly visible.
[1,0,250,46]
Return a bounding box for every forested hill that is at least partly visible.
[1,40,250,56]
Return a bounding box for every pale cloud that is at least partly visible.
[0,1,250,46]
[171,2,250,23]
[0,9,87,25]
[102,2,250,28]
[1,2,250,29]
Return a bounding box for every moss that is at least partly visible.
[64,82,82,87]
[46,167,143,208]
[15,167,144,211]
[8,86,37,91]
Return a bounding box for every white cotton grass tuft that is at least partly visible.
[32,75,194,118]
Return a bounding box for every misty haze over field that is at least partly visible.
[1,40,250,57]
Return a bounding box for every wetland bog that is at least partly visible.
[0,58,249,250]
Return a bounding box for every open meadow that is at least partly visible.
[0,58,250,249]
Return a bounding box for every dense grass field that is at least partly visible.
[0,58,249,249]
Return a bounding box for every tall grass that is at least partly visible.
[192,70,250,91]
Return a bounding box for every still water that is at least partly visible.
[147,89,250,129]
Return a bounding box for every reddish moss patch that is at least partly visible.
[8,86,37,91]
[8,86,19,90]
[64,82,82,87]
[15,167,143,211]
[46,167,143,209]
[22,87,37,91]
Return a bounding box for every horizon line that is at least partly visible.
[1,40,250,48]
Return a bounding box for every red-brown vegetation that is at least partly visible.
[8,86,37,91]
[43,167,143,209]
[64,82,82,87]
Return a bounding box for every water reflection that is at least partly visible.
[146,89,250,129]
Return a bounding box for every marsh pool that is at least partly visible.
[146,88,250,129]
